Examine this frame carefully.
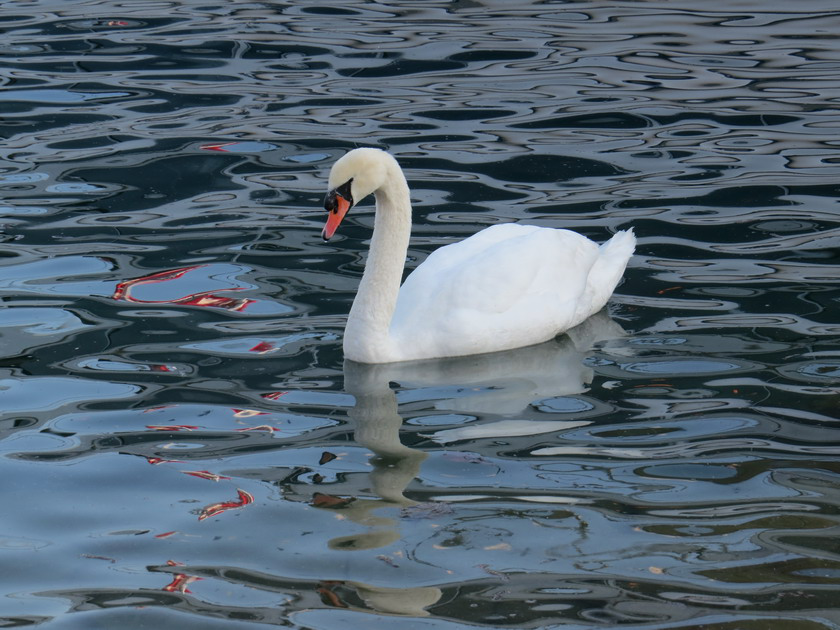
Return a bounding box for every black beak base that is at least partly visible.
[324,178,354,212]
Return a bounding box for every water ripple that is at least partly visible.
[2,1,840,628]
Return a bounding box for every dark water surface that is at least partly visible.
[2,1,840,628]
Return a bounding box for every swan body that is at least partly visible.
[322,148,635,364]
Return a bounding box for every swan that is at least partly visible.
[321,148,635,364]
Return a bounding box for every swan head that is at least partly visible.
[322,148,397,241]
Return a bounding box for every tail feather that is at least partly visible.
[579,229,635,318]
[599,229,636,263]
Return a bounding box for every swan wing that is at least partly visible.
[391,224,602,357]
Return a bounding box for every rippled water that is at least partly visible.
[2,1,840,628]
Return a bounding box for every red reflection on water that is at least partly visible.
[143,411,281,435]
[200,142,235,152]
[113,266,196,299]
[234,425,276,433]
[249,341,276,354]
[145,457,184,465]
[162,560,202,593]
[174,293,253,310]
[182,470,230,482]
[261,391,288,401]
[198,488,254,521]
[233,409,269,418]
[199,141,275,153]
[113,265,254,312]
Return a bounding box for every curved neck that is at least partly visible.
[344,169,412,363]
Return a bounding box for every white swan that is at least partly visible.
[322,148,635,364]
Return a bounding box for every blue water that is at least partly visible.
[2,1,840,628]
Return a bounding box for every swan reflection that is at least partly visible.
[312,311,626,615]
[345,308,627,417]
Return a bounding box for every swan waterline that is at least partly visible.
[321,148,635,364]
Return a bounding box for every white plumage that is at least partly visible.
[321,148,635,364]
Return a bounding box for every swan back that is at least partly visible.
[391,224,614,359]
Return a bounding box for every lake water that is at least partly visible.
[2,1,840,628]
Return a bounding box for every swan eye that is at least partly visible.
[325,179,354,213]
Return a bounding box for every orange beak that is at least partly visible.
[322,194,352,241]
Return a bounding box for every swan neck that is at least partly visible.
[345,171,411,363]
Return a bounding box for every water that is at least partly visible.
[2,1,840,628]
